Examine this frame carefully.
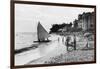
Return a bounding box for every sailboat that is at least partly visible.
[34,22,51,43]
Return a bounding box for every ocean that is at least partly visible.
[15,32,37,50]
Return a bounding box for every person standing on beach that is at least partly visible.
[73,34,76,50]
[58,37,59,42]
[62,36,64,44]
[65,36,70,51]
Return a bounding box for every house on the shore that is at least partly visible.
[77,12,95,31]
[58,12,95,33]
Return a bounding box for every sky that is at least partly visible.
[15,4,94,33]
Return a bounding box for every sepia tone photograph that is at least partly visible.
[11,1,96,68]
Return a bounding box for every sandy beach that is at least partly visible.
[15,33,94,65]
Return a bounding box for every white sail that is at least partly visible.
[37,22,50,41]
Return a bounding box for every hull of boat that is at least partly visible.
[34,40,51,43]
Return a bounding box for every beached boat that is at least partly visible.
[34,22,51,43]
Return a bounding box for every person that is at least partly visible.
[58,37,59,42]
[86,42,89,48]
[65,36,70,51]
[62,36,64,44]
[73,35,76,50]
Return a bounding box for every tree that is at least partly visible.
[49,24,59,33]
[49,22,73,33]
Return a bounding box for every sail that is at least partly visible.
[37,22,50,41]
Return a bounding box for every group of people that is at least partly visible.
[58,35,77,51]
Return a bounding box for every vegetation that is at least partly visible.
[49,22,83,33]
[49,23,72,33]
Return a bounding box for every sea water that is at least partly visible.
[15,32,37,50]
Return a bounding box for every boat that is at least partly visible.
[34,22,51,43]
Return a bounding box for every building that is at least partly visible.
[77,12,95,31]
[77,14,83,29]
[73,19,78,28]
[59,12,95,32]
